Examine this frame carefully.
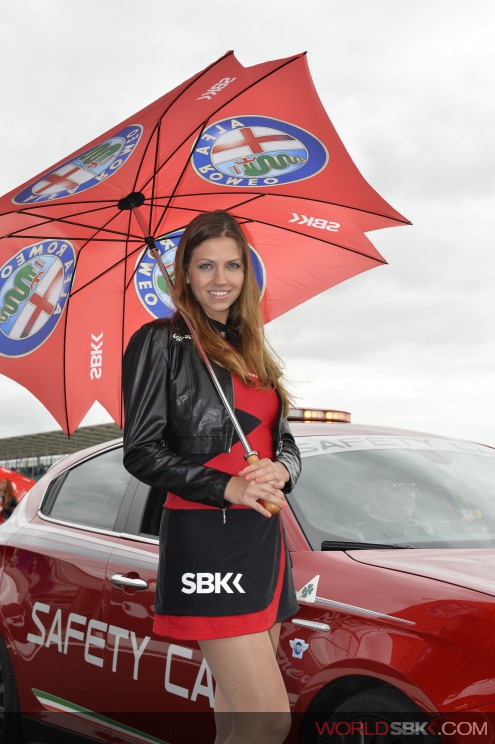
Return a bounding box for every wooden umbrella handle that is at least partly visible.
[245,454,282,515]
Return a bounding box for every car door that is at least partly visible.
[11,444,136,743]
[104,482,216,744]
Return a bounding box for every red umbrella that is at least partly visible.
[0,466,36,502]
[0,51,409,435]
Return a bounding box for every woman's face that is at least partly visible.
[186,236,244,323]
[0,479,7,489]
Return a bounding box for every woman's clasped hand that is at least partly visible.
[224,459,289,517]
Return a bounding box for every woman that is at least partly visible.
[123,211,301,744]
[0,478,18,522]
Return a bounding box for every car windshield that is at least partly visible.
[290,433,495,549]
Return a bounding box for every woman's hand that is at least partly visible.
[239,458,290,489]
[224,470,287,518]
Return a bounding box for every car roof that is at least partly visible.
[289,421,465,439]
[42,423,489,479]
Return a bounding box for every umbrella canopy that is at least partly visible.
[0,466,36,502]
[0,51,409,434]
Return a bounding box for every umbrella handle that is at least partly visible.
[245,453,282,515]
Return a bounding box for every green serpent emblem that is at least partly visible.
[0,264,40,323]
[79,142,121,168]
[239,152,305,178]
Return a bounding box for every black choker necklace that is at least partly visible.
[208,318,228,332]
[208,318,238,347]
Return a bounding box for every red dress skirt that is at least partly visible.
[153,376,297,640]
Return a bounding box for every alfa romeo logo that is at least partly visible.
[13,125,143,204]
[134,229,266,319]
[192,116,328,187]
[0,239,75,357]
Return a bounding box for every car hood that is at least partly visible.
[348,548,495,597]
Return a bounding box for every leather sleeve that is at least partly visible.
[122,322,231,508]
[276,417,302,494]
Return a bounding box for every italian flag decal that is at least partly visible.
[32,689,170,744]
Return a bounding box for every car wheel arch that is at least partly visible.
[299,673,436,732]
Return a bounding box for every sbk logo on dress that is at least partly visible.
[181,572,245,594]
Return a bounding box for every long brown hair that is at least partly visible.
[172,211,292,415]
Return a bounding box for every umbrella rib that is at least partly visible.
[148,119,162,236]
[2,198,125,214]
[4,210,143,242]
[152,120,211,236]
[3,234,142,243]
[252,192,412,226]
[143,190,411,227]
[61,248,78,436]
[127,50,237,204]
[70,237,146,297]
[147,193,267,233]
[123,240,157,292]
[231,214,388,263]
[14,199,130,222]
[74,206,139,257]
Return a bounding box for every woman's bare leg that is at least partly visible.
[199,626,290,744]
[210,623,283,744]
[211,685,233,744]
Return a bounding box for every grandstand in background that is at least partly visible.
[0,423,123,480]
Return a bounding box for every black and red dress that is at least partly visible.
[153,375,298,640]
[122,316,301,642]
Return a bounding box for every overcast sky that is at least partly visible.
[1,0,494,446]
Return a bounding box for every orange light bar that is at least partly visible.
[288,408,351,423]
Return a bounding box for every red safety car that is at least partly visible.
[1,411,495,744]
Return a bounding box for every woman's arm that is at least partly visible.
[122,322,231,508]
[276,417,302,493]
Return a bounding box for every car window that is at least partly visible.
[43,447,131,530]
[291,434,495,549]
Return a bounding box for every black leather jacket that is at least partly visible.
[122,317,301,509]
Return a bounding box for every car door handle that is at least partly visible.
[111,573,149,590]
